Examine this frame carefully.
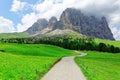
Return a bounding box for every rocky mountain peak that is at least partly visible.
[48,16,57,29]
[37,19,48,27]
[59,8,77,29]
[25,18,48,34]
[25,8,115,40]
[59,8,114,40]
[49,16,57,24]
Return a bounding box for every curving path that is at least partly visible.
[41,52,87,80]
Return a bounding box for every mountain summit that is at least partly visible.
[25,8,115,40]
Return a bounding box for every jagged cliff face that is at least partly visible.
[25,8,115,40]
[58,8,114,40]
[48,16,57,29]
[25,19,48,34]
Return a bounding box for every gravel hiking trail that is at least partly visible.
[41,52,87,80]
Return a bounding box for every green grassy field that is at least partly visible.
[75,51,120,80]
[0,43,76,80]
[0,32,120,80]
[95,38,120,48]
[0,43,75,57]
[0,32,30,38]
[0,52,58,80]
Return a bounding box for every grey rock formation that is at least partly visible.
[25,19,48,34]
[25,8,115,40]
[48,17,64,30]
[57,8,114,40]
[48,16,57,29]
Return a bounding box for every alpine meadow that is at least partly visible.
[0,0,120,80]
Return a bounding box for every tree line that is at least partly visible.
[0,35,120,53]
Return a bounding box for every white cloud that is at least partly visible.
[112,27,120,40]
[16,13,37,32]
[10,0,28,13]
[12,0,120,40]
[0,16,15,33]
[30,0,120,24]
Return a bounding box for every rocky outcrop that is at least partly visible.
[25,19,48,34]
[48,16,58,29]
[56,8,114,40]
[25,8,115,40]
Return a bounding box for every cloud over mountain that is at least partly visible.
[9,0,120,40]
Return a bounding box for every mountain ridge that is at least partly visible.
[25,8,115,40]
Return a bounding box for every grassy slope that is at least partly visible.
[0,52,58,80]
[0,43,76,80]
[46,30,120,48]
[0,32,30,38]
[0,43,75,57]
[95,38,120,48]
[75,51,120,80]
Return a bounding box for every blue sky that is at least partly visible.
[0,0,38,25]
[0,0,120,40]
[0,1,17,26]
[0,0,45,32]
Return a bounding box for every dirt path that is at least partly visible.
[41,52,87,80]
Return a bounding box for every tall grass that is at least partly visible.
[0,43,76,80]
[0,43,75,57]
[0,52,58,80]
[75,51,120,80]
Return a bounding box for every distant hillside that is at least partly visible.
[95,38,120,48]
[25,8,115,40]
[34,29,86,38]
[0,32,30,38]
[1,29,120,53]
